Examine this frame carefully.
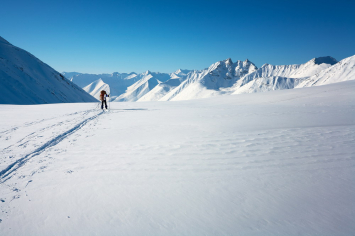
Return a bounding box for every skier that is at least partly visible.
[99,90,110,109]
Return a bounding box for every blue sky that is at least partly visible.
[1,0,355,74]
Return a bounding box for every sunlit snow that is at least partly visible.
[1,81,354,235]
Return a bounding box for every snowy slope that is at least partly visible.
[113,71,171,102]
[0,81,354,235]
[160,58,257,101]
[138,69,192,101]
[296,55,355,87]
[232,76,300,94]
[0,36,97,104]
[83,79,110,100]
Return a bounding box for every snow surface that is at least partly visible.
[0,37,96,104]
[1,81,354,235]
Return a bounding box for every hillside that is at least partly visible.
[0,36,97,104]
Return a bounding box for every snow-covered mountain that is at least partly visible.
[138,69,192,101]
[296,55,355,88]
[140,57,338,101]
[83,79,110,100]
[230,56,338,95]
[65,72,140,100]
[159,59,258,101]
[113,71,172,102]
[0,36,97,104]
[66,54,354,103]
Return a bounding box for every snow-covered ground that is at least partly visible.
[1,81,354,235]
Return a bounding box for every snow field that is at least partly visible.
[1,81,355,235]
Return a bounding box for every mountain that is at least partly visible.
[296,55,355,88]
[138,69,192,101]
[66,55,353,103]
[230,56,338,95]
[0,36,97,104]
[247,56,337,79]
[158,58,258,101]
[113,71,171,102]
[65,72,140,100]
[83,79,110,100]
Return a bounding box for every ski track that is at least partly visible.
[0,108,100,159]
[0,109,91,136]
[0,109,104,183]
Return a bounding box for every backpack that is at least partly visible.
[100,90,106,101]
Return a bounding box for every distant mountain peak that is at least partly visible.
[313,56,338,65]
[174,69,191,75]
[224,58,233,65]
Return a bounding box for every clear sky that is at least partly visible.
[1,0,355,74]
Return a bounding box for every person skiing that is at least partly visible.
[99,90,110,109]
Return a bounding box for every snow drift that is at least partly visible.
[0,36,97,104]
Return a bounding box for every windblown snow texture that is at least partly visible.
[0,36,97,104]
[0,81,354,235]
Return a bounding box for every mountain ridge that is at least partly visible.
[66,55,354,102]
